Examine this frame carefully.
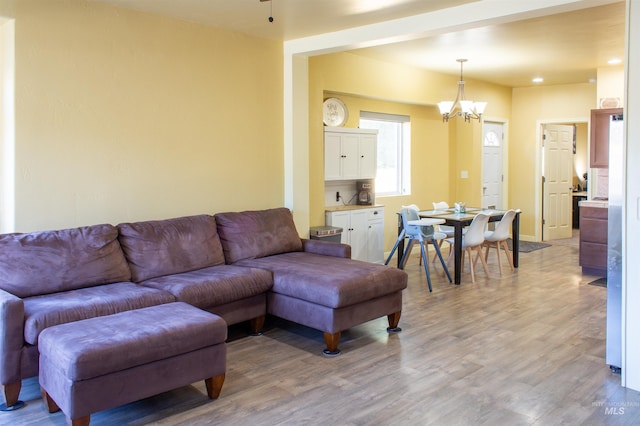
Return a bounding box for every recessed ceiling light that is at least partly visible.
[608,58,622,65]
[532,77,544,84]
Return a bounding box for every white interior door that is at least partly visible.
[543,124,574,240]
[482,122,503,209]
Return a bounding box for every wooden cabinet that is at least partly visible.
[324,127,377,181]
[579,205,608,275]
[590,108,622,168]
[326,207,384,263]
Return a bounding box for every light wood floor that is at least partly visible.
[6,232,640,425]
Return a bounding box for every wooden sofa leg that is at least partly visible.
[0,381,24,411]
[323,332,341,357]
[205,373,225,399]
[249,315,265,336]
[387,311,402,333]
[40,388,60,413]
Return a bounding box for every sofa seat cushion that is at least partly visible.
[0,224,131,298]
[117,214,225,282]
[140,265,273,309]
[23,282,175,345]
[38,302,226,381]
[235,252,407,309]
[215,208,303,263]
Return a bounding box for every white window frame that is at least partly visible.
[359,111,411,197]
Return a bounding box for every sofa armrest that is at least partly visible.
[302,239,351,259]
[0,288,25,384]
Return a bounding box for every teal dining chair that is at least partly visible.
[385,207,452,292]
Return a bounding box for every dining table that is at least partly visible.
[395,207,521,284]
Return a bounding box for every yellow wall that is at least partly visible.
[1,14,15,233]
[8,0,283,232]
[510,83,596,238]
[4,0,600,244]
[309,52,512,250]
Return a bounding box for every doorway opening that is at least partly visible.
[540,121,588,241]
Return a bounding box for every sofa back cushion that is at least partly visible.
[0,224,131,298]
[117,214,225,282]
[214,207,302,264]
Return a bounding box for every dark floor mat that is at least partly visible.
[506,239,551,253]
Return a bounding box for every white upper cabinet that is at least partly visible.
[324,127,377,181]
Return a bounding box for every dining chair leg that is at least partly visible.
[399,239,417,270]
[434,240,452,263]
[476,246,491,278]
[493,242,503,274]
[465,248,475,284]
[431,238,452,283]
[484,242,503,274]
[419,242,432,292]
[431,240,442,263]
[501,240,515,271]
[384,230,406,266]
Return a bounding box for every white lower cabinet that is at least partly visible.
[366,208,385,264]
[325,207,384,263]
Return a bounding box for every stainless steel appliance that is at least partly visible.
[356,180,374,205]
[607,113,623,373]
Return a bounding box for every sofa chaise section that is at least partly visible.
[215,207,408,355]
[117,214,272,332]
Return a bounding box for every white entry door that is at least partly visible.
[543,124,574,240]
[482,122,503,209]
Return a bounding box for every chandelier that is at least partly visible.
[437,59,487,123]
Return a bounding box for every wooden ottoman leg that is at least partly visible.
[205,373,226,399]
[40,388,60,413]
[323,332,341,357]
[387,311,402,333]
[71,416,90,426]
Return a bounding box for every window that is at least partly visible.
[359,112,411,196]
[483,130,501,147]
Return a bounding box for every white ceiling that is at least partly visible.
[92,0,626,88]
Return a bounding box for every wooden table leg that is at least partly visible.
[396,214,404,268]
[512,212,520,268]
[454,223,463,284]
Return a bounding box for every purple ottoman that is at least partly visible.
[38,302,227,426]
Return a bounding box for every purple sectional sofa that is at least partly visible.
[0,207,407,410]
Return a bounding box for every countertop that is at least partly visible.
[579,199,608,208]
[325,204,384,212]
